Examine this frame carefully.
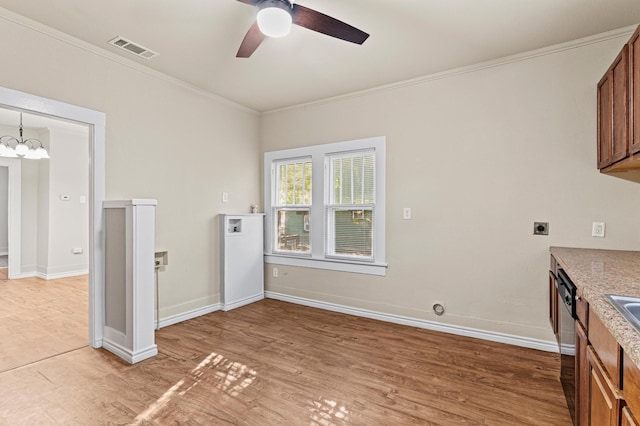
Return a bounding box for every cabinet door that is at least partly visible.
[598,69,613,168]
[624,352,640,420]
[622,407,639,426]
[576,322,588,426]
[599,46,630,168]
[612,45,630,164]
[588,346,622,426]
[630,27,640,155]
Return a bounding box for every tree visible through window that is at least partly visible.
[275,159,312,253]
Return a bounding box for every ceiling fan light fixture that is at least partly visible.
[257,1,292,38]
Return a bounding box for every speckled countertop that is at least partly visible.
[550,247,640,369]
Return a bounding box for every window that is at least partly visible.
[326,151,375,260]
[274,158,312,254]
[264,137,386,276]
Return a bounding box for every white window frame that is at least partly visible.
[264,136,386,276]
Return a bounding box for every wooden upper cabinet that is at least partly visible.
[598,66,613,168]
[598,45,629,169]
[612,46,630,163]
[630,26,640,155]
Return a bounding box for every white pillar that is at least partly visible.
[102,199,158,363]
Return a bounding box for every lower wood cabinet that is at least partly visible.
[548,257,640,425]
[622,407,639,426]
[587,346,622,426]
[576,321,589,426]
[624,352,640,425]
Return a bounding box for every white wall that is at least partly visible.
[260,32,640,343]
[37,126,90,277]
[0,166,7,254]
[0,10,261,318]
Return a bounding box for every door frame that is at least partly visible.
[0,86,106,348]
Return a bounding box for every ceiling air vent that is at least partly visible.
[108,36,159,60]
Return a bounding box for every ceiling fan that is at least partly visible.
[235,0,369,58]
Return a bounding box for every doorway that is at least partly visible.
[0,107,94,372]
[0,86,106,349]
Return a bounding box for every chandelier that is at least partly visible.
[0,113,50,159]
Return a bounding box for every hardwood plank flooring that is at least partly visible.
[0,299,571,425]
[0,274,88,372]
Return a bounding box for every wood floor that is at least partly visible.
[0,273,88,372]
[0,298,571,425]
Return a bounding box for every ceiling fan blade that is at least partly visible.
[235,0,260,5]
[292,4,369,45]
[236,22,266,58]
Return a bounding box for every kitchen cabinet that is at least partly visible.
[623,407,639,426]
[624,352,640,425]
[597,25,640,172]
[623,408,639,426]
[576,319,589,426]
[547,250,640,425]
[586,311,624,426]
[598,46,629,169]
[587,345,623,426]
[630,27,640,155]
[589,311,622,389]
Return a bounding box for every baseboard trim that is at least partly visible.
[35,269,89,280]
[156,303,222,329]
[223,293,264,312]
[265,291,558,353]
[102,339,158,364]
[9,271,36,279]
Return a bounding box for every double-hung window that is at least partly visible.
[264,136,386,276]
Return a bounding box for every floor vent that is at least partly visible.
[108,36,159,60]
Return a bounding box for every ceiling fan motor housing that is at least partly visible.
[257,0,292,13]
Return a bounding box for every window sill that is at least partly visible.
[264,254,387,276]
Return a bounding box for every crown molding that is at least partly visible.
[264,24,638,115]
[0,6,258,116]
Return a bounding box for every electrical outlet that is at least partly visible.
[403,208,411,220]
[592,222,605,238]
[533,222,549,235]
[222,192,229,203]
[272,267,279,278]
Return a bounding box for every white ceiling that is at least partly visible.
[1,0,640,112]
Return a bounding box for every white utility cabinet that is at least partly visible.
[220,214,265,311]
[102,199,158,364]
